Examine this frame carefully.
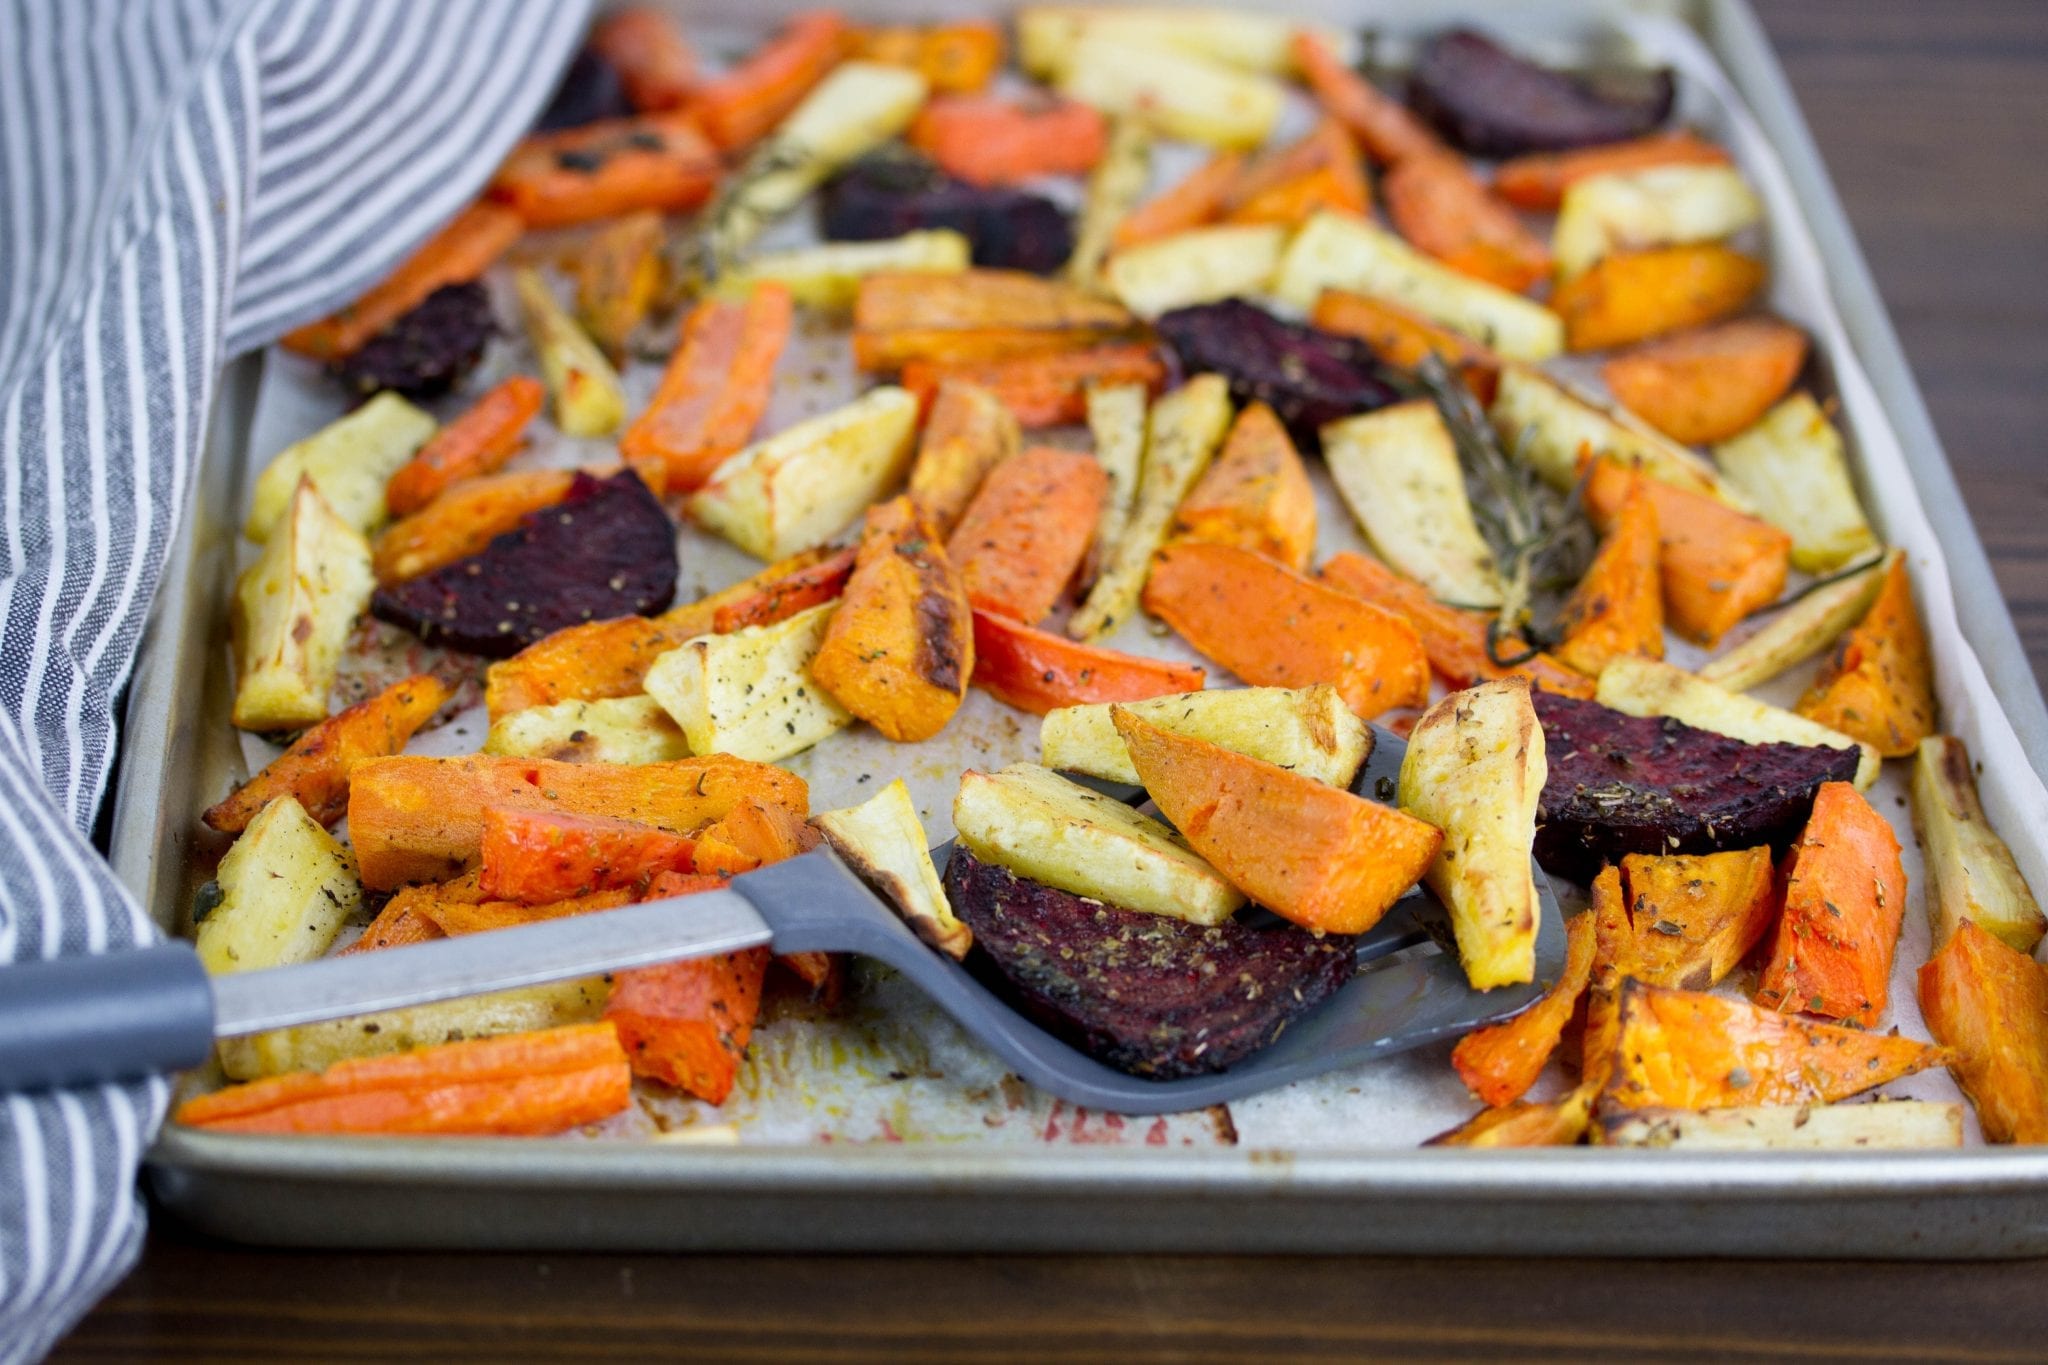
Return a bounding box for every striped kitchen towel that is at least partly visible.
[0,2,586,1357]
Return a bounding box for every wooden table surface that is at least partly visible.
[55,1,2048,1360]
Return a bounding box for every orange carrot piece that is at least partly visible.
[340,898,449,956]
[691,797,819,876]
[592,7,700,111]
[1114,709,1442,936]
[488,112,719,229]
[710,546,857,633]
[907,380,1022,535]
[1582,457,1790,647]
[1554,480,1663,678]
[203,674,450,833]
[1310,290,1502,403]
[1110,153,1244,252]
[854,21,1003,94]
[1494,130,1733,212]
[1318,552,1593,699]
[1452,912,1598,1107]
[421,888,636,938]
[1601,980,1944,1111]
[1144,540,1429,719]
[908,95,1108,187]
[687,11,851,153]
[1754,781,1907,1028]
[281,203,522,362]
[606,948,772,1102]
[970,608,1203,716]
[1383,151,1551,294]
[899,343,1165,429]
[477,807,699,904]
[1553,244,1767,353]
[1602,318,1809,446]
[852,270,1134,373]
[1919,919,2048,1144]
[1171,402,1317,572]
[370,468,580,586]
[384,377,545,518]
[176,1022,631,1136]
[620,282,793,494]
[645,870,733,900]
[947,446,1107,624]
[1796,555,1936,757]
[1221,120,1370,228]
[1290,31,1442,167]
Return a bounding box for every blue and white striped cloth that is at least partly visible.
[0,3,585,1356]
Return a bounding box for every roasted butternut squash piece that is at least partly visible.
[1755,781,1907,1028]
[1918,919,2048,1144]
[571,210,667,361]
[1619,847,1777,992]
[1170,402,1317,572]
[692,797,820,877]
[1552,244,1765,353]
[1554,480,1662,678]
[607,947,773,1104]
[1601,318,1808,445]
[1796,555,1936,758]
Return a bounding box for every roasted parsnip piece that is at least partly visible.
[813,778,969,959]
[1489,365,1744,507]
[1912,735,2047,954]
[1696,550,1891,692]
[483,695,691,766]
[1041,684,1369,789]
[1057,35,1284,150]
[1019,6,1342,79]
[245,392,435,543]
[1553,164,1763,279]
[195,796,361,975]
[1596,656,1878,789]
[231,478,375,732]
[1322,400,1503,608]
[1600,1102,1963,1150]
[1081,380,1147,580]
[514,267,626,438]
[643,602,855,765]
[1067,115,1151,289]
[1714,392,1878,573]
[715,230,972,313]
[1104,224,1288,320]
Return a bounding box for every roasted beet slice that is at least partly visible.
[1532,690,1861,883]
[1156,300,1403,447]
[331,281,495,401]
[1407,29,1676,158]
[371,470,676,658]
[942,846,1356,1079]
[821,153,1074,275]
[533,47,633,132]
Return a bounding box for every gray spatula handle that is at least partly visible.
[0,942,216,1093]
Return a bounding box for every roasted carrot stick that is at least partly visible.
[908,95,1108,187]
[1310,290,1502,402]
[1289,31,1442,167]
[1452,910,1597,1107]
[621,282,793,493]
[591,7,700,111]
[710,546,857,633]
[370,468,580,586]
[1755,781,1907,1028]
[281,203,522,362]
[899,342,1165,428]
[1221,120,1368,228]
[488,113,719,229]
[384,377,545,518]
[970,608,1204,715]
[947,446,1107,624]
[1383,151,1551,294]
[687,10,851,153]
[1110,153,1244,252]
[853,21,1003,94]
[1494,130,1732,212]
[477,807,699,904]
[1144,540,1430,719]
[175,1022,632,1136]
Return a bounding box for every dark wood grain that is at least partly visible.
[53,2,2048,1360]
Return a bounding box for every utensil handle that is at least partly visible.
[0,941,216,1093]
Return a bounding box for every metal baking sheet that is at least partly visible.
[118,0,2048,1254]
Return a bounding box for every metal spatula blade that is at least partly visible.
[0,728,1564,1115]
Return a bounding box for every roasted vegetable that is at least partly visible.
[943,844,1352,1078]
[1754,781,1906,1027]
[1696,551,1890,693]
[688,385,920,562]
[1427,1091,1595,1148]
[476,806,697,904]
[1068,373,1233,641]
[206,674,450,833]
[1323,399,1502,608]
[282,202,522,363]
[906,380,1022,535]
[1918,919,2048,1144]
[1056,33,1283,150]
[1289,31,1439,167]
[483,694,690,766]
[1382,151,1551,294]
[1105,225,1289,320]
[1596,656,1877,789]
[490,112,718,228]
[1601,1101,1963,1150]
[1600,980,1942,1112]
[1553,244,1765,352]
[1553,165,1763,280]
[1112,152,1244,252]
[1143,539,1430,720]
[1019,6,1333,80]
[813,778,968,959]
[590,7,698,111]
[346,753,805,890]
[1602,317,1806,446]
[1221,119,1370,230]
[609,948,773,1104]
[1495,131,1732,212]
[908,94,1106,187]
[331,282,494,401]
[1081,379,1146,579]
[1066,115,1151,288]
[622,283,793,495]
[1796,554,1936,757]
[514,267,626,438]
[1714,392,1878,574]
[247,391,436,543]
[385,376,544,519]
[1530,689,1862,882]
[947,447,1106,624]
[714,231,971,313]
[1155,299,1399,448]
[372,468,579,587]
[1311,291,1502,402]
[371,470,675,659]
[643,601,855,764]
[1118,708,1440,935]
[821,152,1074,274]
[571,210,666,360]
[852,269,1134,372]
[1619,847,1777,991]
[973,608,1204,715]
[1452,911,1596,1106]
[195,796,361,974]
[710,547,858,634]
[1554,481,1662,678]
[853,20,1003,94]
[688,10,849,153]
[1488,365,1737,505]
[1399,678,1547,989]
[1407,28,1675,158]
[900,342,1166,430]
[692,799,819,875]
[1172,402,1316,573]
[1041,684,1369,790]
[1275,212,1564,361]
[232,479,375,732]
[1912,734,2047,955]
[951,762,1243,925]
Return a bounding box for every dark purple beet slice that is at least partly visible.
[942,846,1357,1079]
[821,153,1074,275]
[331,282,495,401]
[1532,690,1862,884]
[1407,28,1676,159]
[371,469,677,658]
[1155,299,1402,448]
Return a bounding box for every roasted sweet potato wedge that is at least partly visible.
[1170,402,1317,572]
[1918,919,2048,1144]
[947,446,1106,624]
[1554,480,1663,678]
[1796,555,1937,758]
[1754,781,1906,1028]
[1618,847,1777,992]
[1602,318,1808,445]
[906,380,1022,535]
[1553,244,1765,353]
[1452,911,1596,1107]
[852,269,1133,371]
[476,807,698,904]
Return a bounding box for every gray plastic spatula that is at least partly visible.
[0,727,1565,1115]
